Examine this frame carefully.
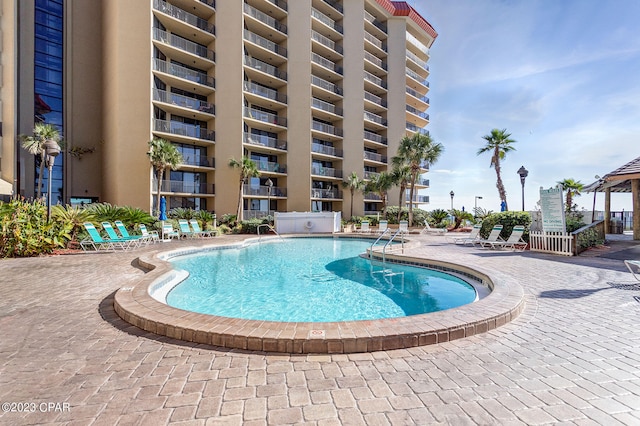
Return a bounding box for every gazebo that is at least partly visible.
[584,155,640,240]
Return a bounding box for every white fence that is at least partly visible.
[529,231,574,256]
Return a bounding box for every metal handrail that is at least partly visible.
[382,229,404,264]
[257,224,284,242]
[369,227,391,260]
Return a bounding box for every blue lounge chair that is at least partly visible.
[178,219,195,238]
[189,219,214,237]
[114,220,149,245]
[81,222,129,251]
[101,222,140,249]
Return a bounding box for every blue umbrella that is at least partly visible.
[159,196,167,220]
[500,200,507,212]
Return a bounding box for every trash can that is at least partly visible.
[609,220,623,234]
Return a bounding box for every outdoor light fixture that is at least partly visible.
[592,175,600,222]
[43,139,61,221]
[517,166,529,211]
[475,196,483,211]
[266,178,274,219]
[450,190,455,210]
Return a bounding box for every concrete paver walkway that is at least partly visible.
[1,235,639,425]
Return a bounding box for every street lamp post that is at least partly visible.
[592,175,600,222]
[43,139,61,221]
[517,166,528,211]
[474,196,483,211]
[265,178,273,220]
[449,190,455,210]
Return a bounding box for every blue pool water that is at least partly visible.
[166,238,477,322]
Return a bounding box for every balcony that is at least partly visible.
[364,51,387,72]
[406,67,428,85]
[311,52,343,76]
[243,184,287,197]
[406,105,429,121]
[311,189,342,199]
[364,151,387,163]
[154,179,212,194]
[311,30,343,55]
[312,97,343,117]
[406,49,429,71]
[243,133,287,151]
[243,3,287,35]
[321,0,343,14]
[312,164,343,179]
[406,87,430,104]
[407,194,430,203]
[312,120,343,137]
[152,58,215,92]
[364,111,387,127]
[255,160,286,173]
[311,8,343,34]
[153,89,215,118]
[364,192,381,201]
[244,29,287,59]
[363,170,379,180]
[243,81,287,104]
[154,119,215,142]
[153,27,215,63]
[415,178,430,187]
[363,130,387,145]
[311,141,343,157]
[406,32,430,56]
[153,0,215,37]
[264,0,287,13]
[244,107,287,128]
[364,10,387,34]
[364,71,387,89]
[364,31,387,53]
[244,56,287,82]
[181,155,215,168]
[364,91,387,109]
[406,121,429,135]
[311,75,343,96]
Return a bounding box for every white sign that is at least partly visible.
[539,187,566,233]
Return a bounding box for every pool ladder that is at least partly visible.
[369,228,405,277]
[257,224,284,242]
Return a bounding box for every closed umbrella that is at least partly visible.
[159,196,167,220]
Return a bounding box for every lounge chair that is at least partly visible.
[178,219,195,238]
[161,222,180,240]
[624,260,640,282]
[450,224,482,245]
[482,225,528,251]
[478,225,505,248]
[377,220,388,234]
[80,222,129,251]
[399,220,409,234]
[189,219,214,237]
[101,222,141,249]
[358,221,371,233]
[139,224,160,243]
[421,220,447,235]
[114,220,150,245]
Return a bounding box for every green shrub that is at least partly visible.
[480,211,532,241]
[217,224,231,234]
[51,204,96,244]
[87,202,126,223]
[428,209,449,227]
[239,218,269,234]
[0,198,72,257]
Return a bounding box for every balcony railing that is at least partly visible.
[364,91,387,108]
[153,28,215,62]
[312,120,343,137]
[255,160,286,173]
[311,8,343,34]
[364,192,381,201]
[312,165,343,178]
[244,29,287,58]
[406,105,429,120]
[322,0,343,14]
[363,171,379,179]
[243,3,287,34]
[311,75,343,96]
[153,89,215,115]
[153,0,216,35]
[363,130,387,145]
[311,189,342,199]
[181,155,215,168]
[364,111,387,126]
[407,32,429,55]
[244,56,287,81]
[243,184,287,197]
[407,195,430,203]
[154,179,212,194]
[364,51,387,71]
[406,49,428,70]
[406,87,429,103]
[153,58,215,88]
[243,81,287,104]
[364,10,387,33]
[154,119,215,141]
[364,31,387,52]
[364,71,387,89]
[406,122,429,135]
[312,97,343,116]
[243,133,287,150]
[364,151,387,163]
[311,30,343,54]
[244,107,287,127]
[311,52,343,75]
[312,141,343,157]
[406,67,428,84]
[265,0,287,12]
[416,178,430,186]
[199,0,216,9]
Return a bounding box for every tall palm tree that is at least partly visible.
[148,138,183,215]
[392,133,444,226]
[341,172,365,219]
[365,171,394,217]
[477,128,516,211]
[391,163,411,222]
[20,123,63,199]
[229,156,260,222]
[557,178,584,212]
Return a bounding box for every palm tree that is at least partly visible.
[557,178,584,212]
[391,163,411,222]
[341,172,365,219]
[147,138,183,215]
[365,171,394,217]
[477,128,516,211]
[20,123,63,199]
[229,156,260,222]
[392,133,444,226]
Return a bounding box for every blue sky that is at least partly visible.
[411,0,640,213]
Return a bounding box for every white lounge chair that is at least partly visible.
[483,225,528,251]
[450,224,482,245]
[421,220,447,235]
[139,224,160,243]
[377,220,388,234]
[161,222,180,241]
[399,220,409,234]
[624,260,640,282]
[478,225,504,248]
[358,221,371,234]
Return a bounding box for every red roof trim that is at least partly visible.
[373,0,438,42]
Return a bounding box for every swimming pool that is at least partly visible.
[166,238,477,322]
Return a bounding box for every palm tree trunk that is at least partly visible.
[156,168,164,215]
[408,173,417,226]
[494,154,508,210]
[381,193,387,217]
[397,185,405,222]
[37,150,46,199]
[350,191,354,219]
[237,178,244,222]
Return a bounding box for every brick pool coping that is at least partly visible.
[113,235,525,353]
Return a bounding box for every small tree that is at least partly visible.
[148,138,183,215]
[391,164,411,222]
[341,172,365,219]
[229,156,260,222]
[557,178,584,212]
[365,171,394,217]
[20,123,63,199]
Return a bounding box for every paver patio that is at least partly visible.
[1,234,639,425]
